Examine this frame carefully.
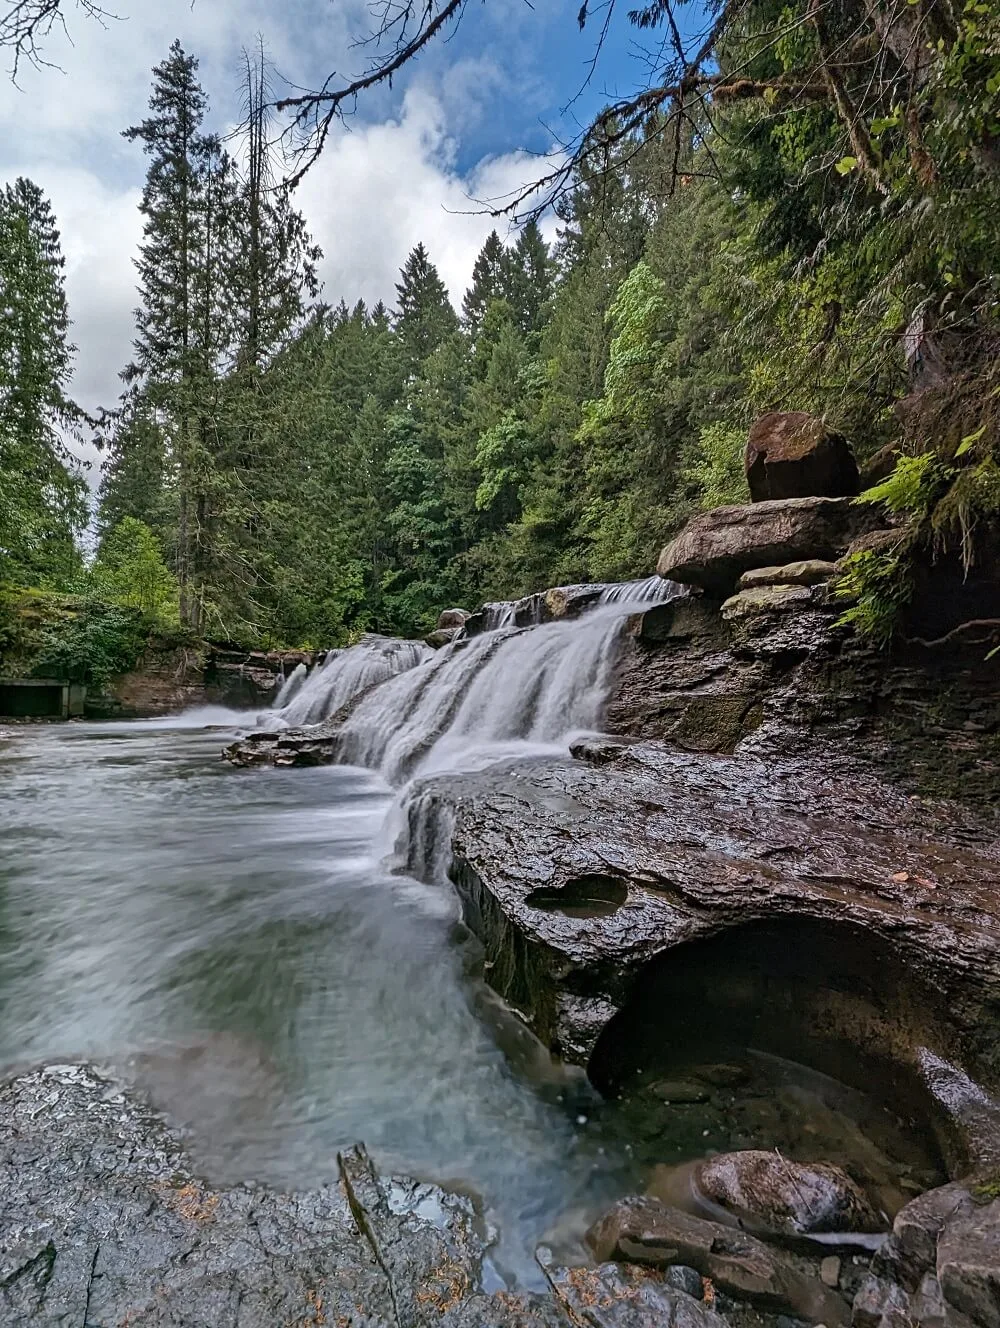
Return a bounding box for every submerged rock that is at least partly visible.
[657,497,881,596]
[745,412,860,503]
[693,1151,885,1237]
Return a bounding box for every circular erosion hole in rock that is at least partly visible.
[586,916,952,1210]
[524,873,628,919]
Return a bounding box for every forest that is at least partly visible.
[1,0,998,653]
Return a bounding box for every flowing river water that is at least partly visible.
[0,583,949,1287]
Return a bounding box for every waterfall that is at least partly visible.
[481,602,517,631]
[268,635,430,729]
[272,662,308,709]
[337,579,684,785]
[599,575,676,605]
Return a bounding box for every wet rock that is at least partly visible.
[657,497,882,596]
[936,1196,1000,1327]
[427,627,461,649]
[721,586,815,620]
[649,1080,711,1104]
[407,742,1000,1110]
[586,1197,849,1324]
[694,1152,884,1237]
[822,1257,843,1288]
[223,720,342,768]
[569,736,634,765]
[852,1179,1000,1328]
[739,561,840,590]
[666,1265,707,1298]
[545,585,605,619]
[538,1249,726,1328]
[745,413,860,503]
[0,1064,563,1328]
[437,608,471,631]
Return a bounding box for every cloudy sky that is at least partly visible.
[0,0,652,489]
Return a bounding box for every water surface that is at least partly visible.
[0,715,618,1285]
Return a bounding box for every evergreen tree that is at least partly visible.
[462,231,509,337]
[394,243,459,378]
[507,221,553,335]
[0,177,85,586]
[122,40,220,630]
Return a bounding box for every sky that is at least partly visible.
[0,0,675,487]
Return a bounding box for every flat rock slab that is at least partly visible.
[403,742,1000,1120]
[0,1064,565,1327]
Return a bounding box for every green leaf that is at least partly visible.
[955,425,986,457]
[834,156,858,175]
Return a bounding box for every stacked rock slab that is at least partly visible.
[657,495,883,597]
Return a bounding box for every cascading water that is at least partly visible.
[599,574,675,604]
[338,577,684,785]
[271,661,308,709]
[268,635,430,728]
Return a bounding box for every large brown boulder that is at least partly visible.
[746,412,860,501]
[693,1151,885,1237]
[658,496,880,596]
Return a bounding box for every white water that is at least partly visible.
[268,635,430,729]
[338,578,683,785]
[272,661,308,709]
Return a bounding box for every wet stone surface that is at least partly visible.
[0,1064,567,1328]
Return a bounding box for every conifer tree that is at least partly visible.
[461,231,509,337]
[0,177,85,585]
[393,243,458,378]
[122,40,219,630]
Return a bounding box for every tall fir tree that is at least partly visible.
[0,177,85,586]
[121,40,220,630]
[393,243,458,378]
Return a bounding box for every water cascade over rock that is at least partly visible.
[267,634,430,728]
[227,577,683,772]
[338,579,677,783]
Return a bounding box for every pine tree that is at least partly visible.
[394,243,458,379]
[0,177,86,586]
[122,40,220,630]
[461,231,509,337]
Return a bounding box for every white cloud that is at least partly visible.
[0,5,564,499]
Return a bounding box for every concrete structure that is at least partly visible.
[0,678,86,719]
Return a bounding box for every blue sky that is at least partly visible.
[0,0,697,451]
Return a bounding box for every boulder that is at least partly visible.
[745,412,860,502]
[436,608,470,631]
[658,497,881,596]
[586,1197,849,1323]
[426,627,460,649]
[739,560,840,589]
[693,1151,885,1237]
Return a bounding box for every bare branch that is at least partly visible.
[0,0,116,81]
